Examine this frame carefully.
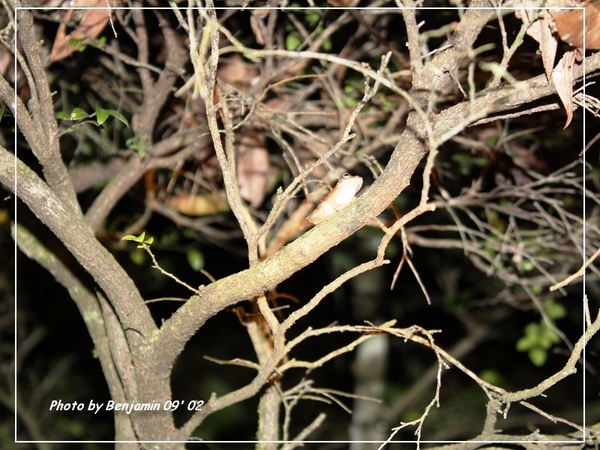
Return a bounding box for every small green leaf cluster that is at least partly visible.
[285,9,331,52]
[121,231,154,249]
[516,298,567,366]
[125,136,147,159]
[56,106,130,158]
[68,36,107,53]
[57,107,129,128]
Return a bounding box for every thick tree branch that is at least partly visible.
[12,225,137,441]
[15,9,82,216]
[0,148,155,348]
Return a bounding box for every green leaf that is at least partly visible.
[130,249,147,265]
[187,248,205,272]
[516,322,541,352]
[56,108,90,121]
[97,108,128,127]
[478,368,503,385]
[528,348,548,366]
[306,11,321,28]
[72,107,90,120]
[108,109,129,127]
[522,260,534,272]
[286,33,302,51]
[126,136,147,159]
[68,37,86,50]
[121,231,153,248]
[122,232,146,243]
[94,36,107,48]
[516,335,533,352]
[60,107,91,121]
[539,324,560,346]
[96,108,110,125]
[531,284,543,295]
[160,230,180,245]
[57,111,72,120]
[544,298,567,320]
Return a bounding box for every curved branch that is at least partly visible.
[12,225,137,440]
[152,123,428,372]
[0,147,155,347]
[15,9,81,216]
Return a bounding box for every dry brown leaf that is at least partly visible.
[237,133,270,208]
[551,49,577,128]
[167,193,230,216]
[49,0,114,63]
[516,8,558,80]
[250,9,269,46]
[217,55,260,91]
[551,2,600,50]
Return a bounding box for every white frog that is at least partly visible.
[306,173,363,224]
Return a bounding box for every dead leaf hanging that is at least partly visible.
[551,2,600,50]
[49,0,116,63]
[237,132,270,208]
[551,49,577,128]
[516,8,558,80]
